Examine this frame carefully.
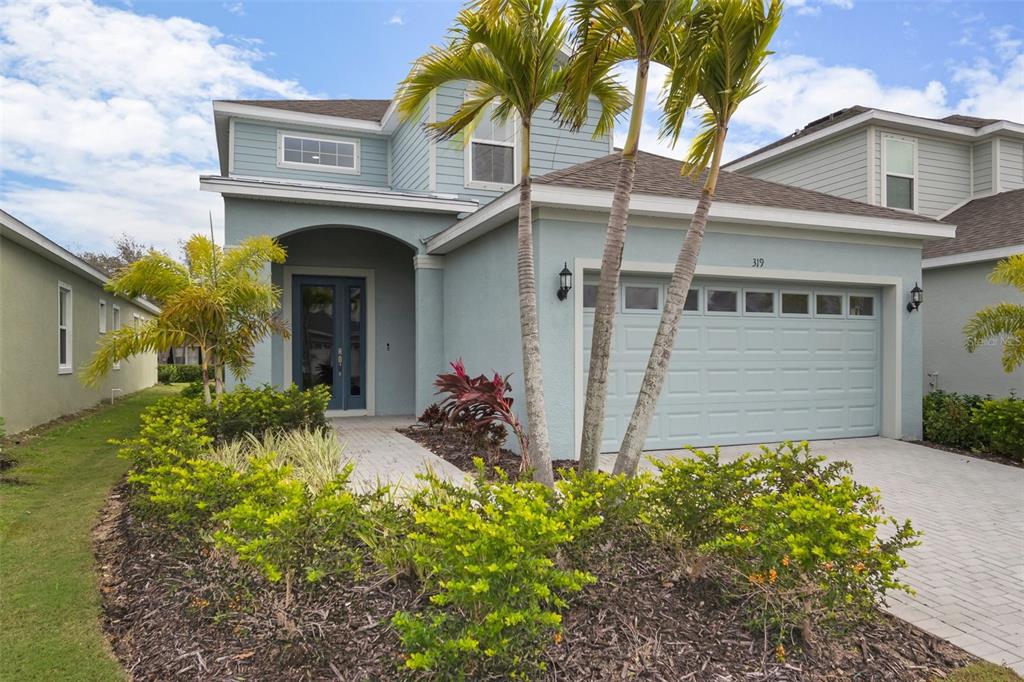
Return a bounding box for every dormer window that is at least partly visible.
[466,105,516,190]
[278,131,359,174]
[883,135,916,210]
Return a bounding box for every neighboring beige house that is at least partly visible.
[0,209,158,434]
[725,107,1024,397]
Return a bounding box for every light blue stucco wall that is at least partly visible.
[223,198,455,412]
[233,121,390,188]
[443,212,925,458]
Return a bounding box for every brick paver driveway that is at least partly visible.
[606,437,1024,672]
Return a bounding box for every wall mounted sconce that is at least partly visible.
[557,263,573,301]
[907,282,923,312]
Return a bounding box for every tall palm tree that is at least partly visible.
[397,0,628,486]
[84,234,289,404]
[964,253,1024,373]
[558,0,693,473]
[614,0,782,476]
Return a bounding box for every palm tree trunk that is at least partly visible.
[200,351,212,405]
[516,123,555,487]
[613,128,727,476]
[578,62,649,472]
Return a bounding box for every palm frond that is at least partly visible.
[989,253,1024,293]
[964,302,1024,372]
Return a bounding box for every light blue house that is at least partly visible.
[203,88,956,458]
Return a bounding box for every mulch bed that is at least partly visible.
[911,440,1022,469]
[398,424,576,479]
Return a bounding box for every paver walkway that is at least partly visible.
[603,437,1024,673]
[331,416,468,492]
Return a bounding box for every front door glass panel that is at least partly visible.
[300,285,335,392]
[348,285,362,400]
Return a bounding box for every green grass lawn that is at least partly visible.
[943,663,1024,682]
[0,386,177,682]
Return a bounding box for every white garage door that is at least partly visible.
[583,277,882,453]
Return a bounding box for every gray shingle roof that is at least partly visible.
[535,151,942,224]
[220,99,392,122]
[923,190,1024,259]
[727,106,1008,167]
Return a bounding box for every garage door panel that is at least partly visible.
[583,277,881,452]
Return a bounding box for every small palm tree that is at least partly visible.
[84,234,289,404]
[964,253,1024,373]
[558,0,693,473]
[397,0,628,486]
[614,0,782,476]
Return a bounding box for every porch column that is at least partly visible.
[414,255,445,413]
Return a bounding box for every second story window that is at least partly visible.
[279,131,359,174]
[467,107,516,189]
[883,135,916,211]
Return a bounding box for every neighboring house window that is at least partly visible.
[58,282,72,374]
[278,131,359,174]
[112,305,121,370]
[99,299,107,334]
[467,106,516,189]
[883,135,916,210]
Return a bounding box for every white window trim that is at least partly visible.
[779,290,812,318]
[705,287,741,315]
[277,130,360,175]
[880,133,918,212]
[99,299,107,334]
[621,283,661,313]
[742,288,777,317]
[58,282,73,374]
[112,305,121,370]
[814,291,846,317]
[847,293,878,319]
[464,108,519,192]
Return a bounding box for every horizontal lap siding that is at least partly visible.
[232,121,389,188]
[746,131,868,201]
[916,136,971,217]
[434,82,610,203]
[999,139,1024,192]
[391,104,430,192]
[973,141,993,195]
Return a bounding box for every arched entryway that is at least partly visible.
[274,226,417,416]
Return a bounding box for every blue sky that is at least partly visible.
[1,0,1022,253]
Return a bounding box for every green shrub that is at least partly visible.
[555,468,647,551]
[213,460,367,601]
[208,428,342,493]
[180,380,205,399]
[923,390,989,450]
[129,457,248,529]
[392,463,598,678]
[675,444,925,638]
[204,384,330,444]
[973,397,1024,460]
[157,364,204,384]
[116,396,210,469]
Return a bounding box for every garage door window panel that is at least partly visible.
[623,284,660,312]
[706,288,739,315]
[781,291,811,317]
[815,293,844,317]
[582,282,598,309]
[744,290,776,316]
[848,294,876,318]
[684,288,701,312]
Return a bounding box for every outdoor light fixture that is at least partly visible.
[557,263,573,301]
[907,282,923,312]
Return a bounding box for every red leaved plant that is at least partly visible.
[435,359,530,470]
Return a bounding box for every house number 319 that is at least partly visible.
[752,257,765,268]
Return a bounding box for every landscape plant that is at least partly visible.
[964,253,1024,373]
[972,396,1024,460]
[922,390,990,451]
[615,0,783,475]
[391,463,599,677]
[397,0,629,486]
[434,359,527,468]
[84,234,289,404]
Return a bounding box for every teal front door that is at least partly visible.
[292,276,366,410]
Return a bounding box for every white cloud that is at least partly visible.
[386,11,404,26]
[991,25,1022,62]
[224,2,245,16]
[787,0,854,17]
[0,0,306,253]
